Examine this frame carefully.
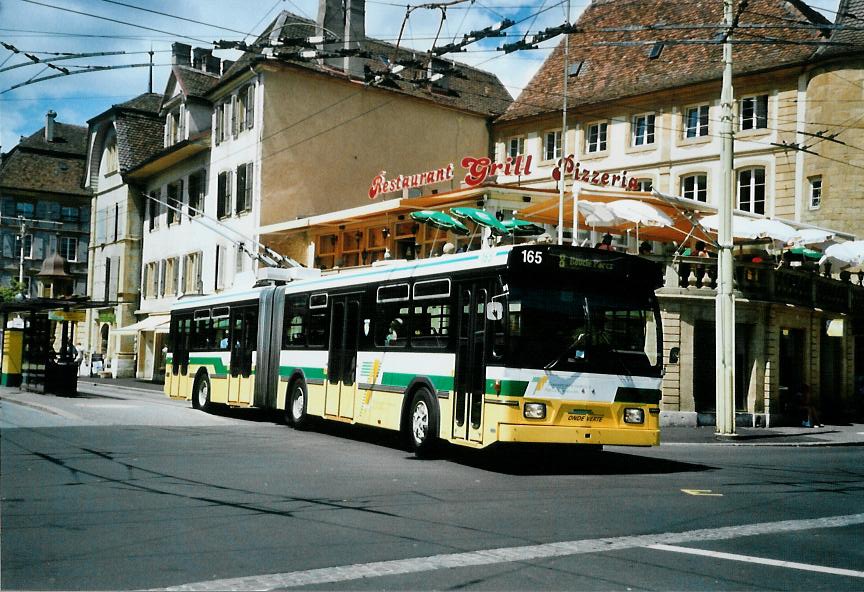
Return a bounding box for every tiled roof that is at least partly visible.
[500,0,830,121]
[115,112,165,173]
[16,121,88,156]
[0,120,89,196]
[220,10,512,117]
[116,92,163,112]
[174,65,220,99]
[818,0,864,57]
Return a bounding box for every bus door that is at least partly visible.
[228,307,257,405]
[326,294,362,419]
[169,315,192,398]
[453,284,487,443]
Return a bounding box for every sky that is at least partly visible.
[0,0,843,152]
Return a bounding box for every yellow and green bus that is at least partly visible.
[165,244,663,455]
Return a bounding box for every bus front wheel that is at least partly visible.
[193,373,211,412]
[287,379,310,429]
[408,388,439,458]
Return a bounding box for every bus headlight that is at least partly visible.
[623,408,645,424]
[524,402,546,419]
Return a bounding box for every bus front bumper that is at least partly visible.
[496,424,660,447]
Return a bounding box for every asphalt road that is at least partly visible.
[2,387,863,591]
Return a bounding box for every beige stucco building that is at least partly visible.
[490,0,864,425]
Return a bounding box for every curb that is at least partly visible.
[0,394,85,421]
[77,382,164,396]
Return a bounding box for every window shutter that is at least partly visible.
[231,95,239,137]
[246,85,255,129]
[214,105,222,146]
[245,163,253,211]
[215,244,224,291]
[2,233,12,258]
[108,256,119,301]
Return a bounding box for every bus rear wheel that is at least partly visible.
[192,373,211,412]
[408,388,439,458]
[287,379,310,429]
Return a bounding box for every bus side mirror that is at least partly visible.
[669,346,679,364]
[487,301,503,321]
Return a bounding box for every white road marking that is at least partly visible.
[649,543,864,578]
[163,513,864,591]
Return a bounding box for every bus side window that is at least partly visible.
[214,317,230,350]
[411,303,450,349]
[307,310,328,348]
[376,304,409,347]
[283,296,307,348]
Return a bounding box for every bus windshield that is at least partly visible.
[506,281,661,377]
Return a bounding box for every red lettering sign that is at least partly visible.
[551,154,638,191]
[368,163,455,199]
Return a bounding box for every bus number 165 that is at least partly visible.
[522,250,543,264]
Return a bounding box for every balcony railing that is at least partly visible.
[656,256,864,314]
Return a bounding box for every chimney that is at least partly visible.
[45,110,57,143]
[171,42,192,66]
[318,0,366,77]
[205,55,221,75]
[192,47,212,70]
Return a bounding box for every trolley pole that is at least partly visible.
[716,0,736,435]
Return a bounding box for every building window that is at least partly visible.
[544,130,562,161]
[217,171,232,219]
[166,180,182,225]
[164,257,179,297]
[187,169,205,215]
[148,191,160,231]
[182,251,202,295]
[215,102,231,145]
[104,136,119,173]
[632,114,655,146]
[681,174,708,202]
[235,163,253,214]
[586,122,608,153]
[740,94,768,131]
[15,202,34,218]
[61,206,79,222]
[236,84,255,132]
[144,261,158,299]
[634,178,653,192]
[507,136,525,158]
[59,236,78,262]
[809,176,822,209]
[737,167,766,214]
[16,234,33,259]
[684,104,709,138]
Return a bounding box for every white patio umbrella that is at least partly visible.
[700,214,796,244]
[819,240,864,270]
[577,201,625,227]
[786,227,835,248]
[607,199,674,244]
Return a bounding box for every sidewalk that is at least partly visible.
[2,379,863,446]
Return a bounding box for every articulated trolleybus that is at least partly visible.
[165,244,663,455]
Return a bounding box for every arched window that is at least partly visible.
[680,173,707,202]
[737,167,766,214]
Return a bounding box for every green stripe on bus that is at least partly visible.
[188,356,229,374]
[485,379,530,396]
[279,366,326,380]
[380,372,454,392]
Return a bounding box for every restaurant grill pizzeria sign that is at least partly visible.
[368,154,640,199]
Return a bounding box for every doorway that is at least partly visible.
[453,283,488,443]
[779,328,806,418]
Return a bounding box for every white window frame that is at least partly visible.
[631,113,656,147]
[684,104,710,139]
[585,121,608,153]
[740,94,768,131]
[737,167,766,214]
[543,130,562,161]
[507,136,525,158]
[59,236,78,262]
[18,234,33,259]
[681,173,708,202]
[808,175,822,210]
[634,178,654,192]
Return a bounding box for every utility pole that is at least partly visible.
[557,0,570,246]
[716,0,737,435]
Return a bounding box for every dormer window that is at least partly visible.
[165,105,186,147]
